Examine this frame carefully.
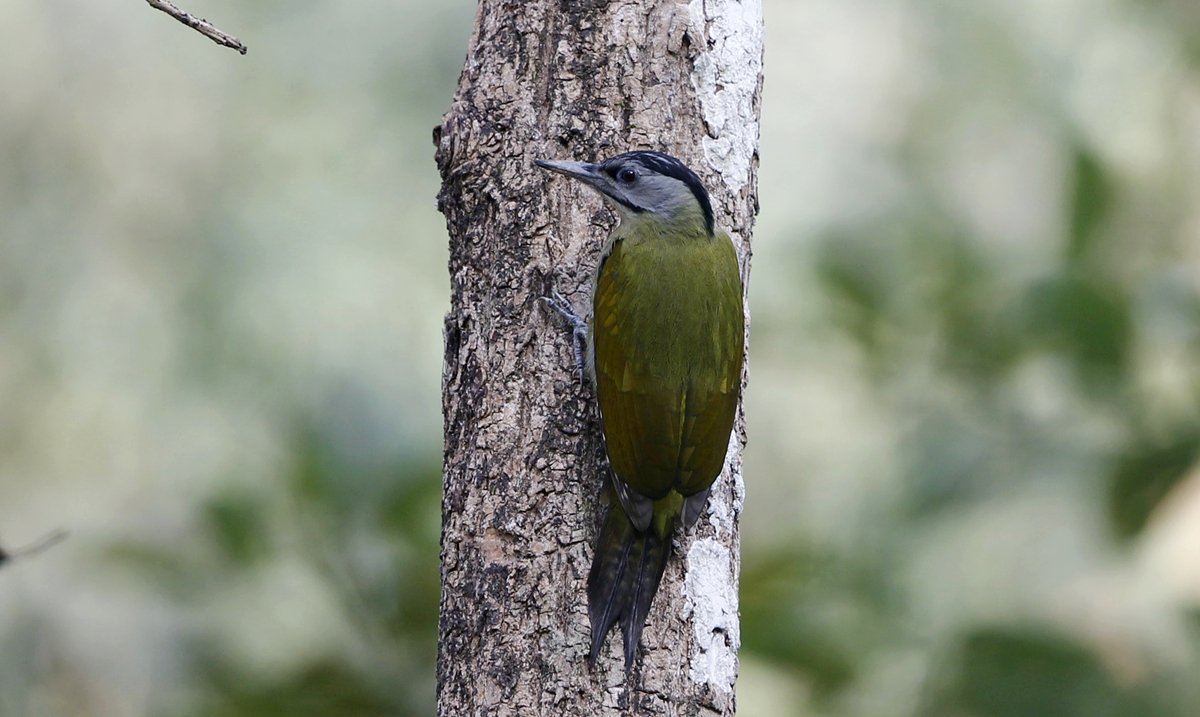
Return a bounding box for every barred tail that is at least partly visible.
[586,504,671,670]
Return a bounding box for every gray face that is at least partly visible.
[591,156,697,218]
[534,153,710,231]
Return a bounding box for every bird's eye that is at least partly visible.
[617,168,637,184]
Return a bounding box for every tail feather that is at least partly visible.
[587,507,636,664]
[620,526,669,669]
[586,505,672,670]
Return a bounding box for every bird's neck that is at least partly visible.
[614,204,711,243]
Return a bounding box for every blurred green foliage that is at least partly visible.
[103,425,443,716]
[0,0,466,714]
[742,1,1200,714]
[925,629,1164,717]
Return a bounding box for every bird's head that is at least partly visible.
[535,151,714,237]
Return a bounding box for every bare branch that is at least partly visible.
[0,530,69,568]
[145,0,247,55]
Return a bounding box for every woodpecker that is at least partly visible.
[535,151,744,670]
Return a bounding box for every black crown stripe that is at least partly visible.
[601,151,715,236]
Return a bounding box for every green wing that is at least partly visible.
[592,233,744,509]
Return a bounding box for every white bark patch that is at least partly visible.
[706,431,745,538]
[688,0,764,192]
[683,537,741,693]
[706,486,736,538]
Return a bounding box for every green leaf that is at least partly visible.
[1023,274,1131,384]
[927,628,1166,717]
[204,490,270,567]
[1067,151,1110,264]
[1108,430,1200,539]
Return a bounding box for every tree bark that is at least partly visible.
[433,1,762,714]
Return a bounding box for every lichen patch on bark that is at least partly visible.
[688,0,765,193]
[683,538,741,693]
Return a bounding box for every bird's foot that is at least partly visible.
[540,289,588,381]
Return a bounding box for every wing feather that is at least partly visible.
[592,230,744,506]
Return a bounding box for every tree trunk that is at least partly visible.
[433,1,762,714]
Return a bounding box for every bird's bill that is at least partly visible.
[534,159,604,184]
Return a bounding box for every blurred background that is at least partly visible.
[4,0,1200,715]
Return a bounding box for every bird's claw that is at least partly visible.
[541,289,588,382]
